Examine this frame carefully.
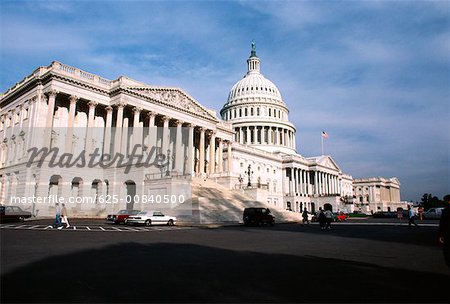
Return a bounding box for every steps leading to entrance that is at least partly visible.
[173,177,302,224]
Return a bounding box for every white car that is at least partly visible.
[125,211,176,226]
[424,207,444,219]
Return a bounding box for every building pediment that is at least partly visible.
[127,86,218,122]
[308,155,341,172]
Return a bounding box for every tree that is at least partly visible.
[421,193,445,210]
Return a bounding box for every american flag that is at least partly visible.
[321,131,329,138]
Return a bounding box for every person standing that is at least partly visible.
[324,209,333,230]
[438,200,450,267]
[408,205,418,229]
[53,202,62,229]
[418,206,424,221]
[317,208,326,230]
[302,208,310,226]
[61,203,70,228]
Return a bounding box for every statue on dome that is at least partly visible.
[251,41,256,52]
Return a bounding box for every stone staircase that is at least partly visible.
[172,177,302,225]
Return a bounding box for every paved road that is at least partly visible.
[1,222,448,303]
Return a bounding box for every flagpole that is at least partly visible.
[321,132,324,155]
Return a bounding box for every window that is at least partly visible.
[250,108,254,116]
[239,108,242,117]
[257,108,260,116]
[245,108,248,116]
[269,109,271,116]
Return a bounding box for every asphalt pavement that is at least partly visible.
[1,219,448,303]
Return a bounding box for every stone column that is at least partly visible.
[103,106,113,155]
[227,141,232,172]
[113,102,125,155]
[299,169,303,195]
[253,126,257,144]
[238,127,243,144]
[261,126,266,144]
[175,120,183,173]
[45,90,57,148]
[245,126,250,144]
[65,95,78,153]
[209,132,216,174]
[275,128,279,145]
[218,139,223,173]
[146,111,156,153]
[186,124,194,176]
[268,127,272,144]
[314,171,319,195]
[199,128,205,175]
[161,116,170,155]
[293,132,296,150]
[85,101,98,153]
[132,107,142,154]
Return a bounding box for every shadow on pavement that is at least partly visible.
[1,242,448,303]
[233,222,441,248]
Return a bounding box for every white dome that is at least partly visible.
[220,43,297,155]
[227,73,283,103]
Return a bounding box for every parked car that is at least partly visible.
[335,212,349,222]
[424,207,444,219]
[243,207,274,226]
[0,205,32,223]
[106,209,140,224]
[125,211,176,226]
[373,211,397,218]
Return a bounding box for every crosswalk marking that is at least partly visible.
[0,223,191,233]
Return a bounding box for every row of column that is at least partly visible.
[235,126,295,148]
[223,106,285,120]
[0,90,235,177]
[288,168,341,197]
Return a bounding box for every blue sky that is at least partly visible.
[1,0,449,201]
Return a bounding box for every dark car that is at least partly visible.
[373,211,397,218]
[243,207,274,226]
[0,205,32,223]
[106,209,140,224]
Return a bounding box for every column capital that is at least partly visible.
[114,101,126,108]
[105,105,113,112]
[88,101,98,108]
[146,111,155,118]
[132,106,142,113]
[69,95,79,103]
[46,89,58,98]
[160,115,170,122]
[174,119,184,126]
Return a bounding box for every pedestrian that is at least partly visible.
[397,208,403,221]
[53,202,62,229]
[408,205,418,229]
[302,208,309,225]
[438,199,450,267]
[324,209,333,230]
[317,208,326,230]
[418,206,424,221]
[61,203,70,228]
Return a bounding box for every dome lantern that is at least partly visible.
[247,41,260,74]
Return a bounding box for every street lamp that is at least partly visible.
[244,164,253,187]
[165,149,171,177]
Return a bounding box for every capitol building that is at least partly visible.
[0,44,404,220]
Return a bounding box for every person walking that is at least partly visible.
[438,199,450,267]
[53,202,62,229]
[324,209,333,230]
[61,203,70,228]
[302,208,310,226]
[317,208,326,230]
[408,205,418,229]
